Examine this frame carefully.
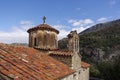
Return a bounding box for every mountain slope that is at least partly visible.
[80,24,120,48]
[58,19,120,61]
[58,19,120,79]
[59,19,120,49]
[80,19,120,34]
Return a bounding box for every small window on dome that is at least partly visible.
[34,38,37,46]
[43,34,47,47]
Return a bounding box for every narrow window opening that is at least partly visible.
[34,38,37,46]
[43,34,47,48]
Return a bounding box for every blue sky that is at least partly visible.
[0,0,120,43]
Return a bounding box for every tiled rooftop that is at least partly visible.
[49,49,74,56]
[27,24,59,34]
[81,61,90,68]
[0,43,75,80]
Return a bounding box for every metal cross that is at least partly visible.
[43,16,46,23]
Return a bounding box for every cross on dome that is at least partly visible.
[43,16,46,24]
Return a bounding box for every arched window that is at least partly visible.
[43,34,47,48]
[34,38,37,46]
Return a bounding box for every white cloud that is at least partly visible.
[20,21,32,25]
[68,19,76,23]
[58,29,70,40]
[20,20,34,30]
[0,21,34,44]
[0,27,28,44]
[97,17,108,22]
[72,25,91,33]
[68,19,94,27]
[68,18,94,34]
[52,25,70,40]
[1,17,111,43]
[84,19,94,24]
[53,25,85,40]
[109,0,116,6]
[53,25,65,30]
[53,19,94,40]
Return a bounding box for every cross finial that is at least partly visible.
[43,16,46,24]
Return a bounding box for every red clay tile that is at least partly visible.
[81,61,90,68]
[0,43,75,80]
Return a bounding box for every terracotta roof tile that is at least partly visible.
[27,24,59,34]
[81,61,90,68]
[49,49,74,56]
[0,43,75,80]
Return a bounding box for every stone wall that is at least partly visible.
[58,67,89,80]
[60,67,89,80]
[68,30,79,53]
[49,54,72,67]
[79,68,90,80]
[59,70,81,80]
[72,52,81,70]
[60,73,74,80]
[28,30,58,50]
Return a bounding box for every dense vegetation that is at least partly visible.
[81,24,120,80]
[80,25,120,49]
[90,56,120,80]
[58,38,68,49]
[58,19,120,80]
[58,23,120,56]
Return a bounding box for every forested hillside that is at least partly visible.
[58,19,120,80]
[80,24,120,48]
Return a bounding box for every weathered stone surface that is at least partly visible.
[50,54,72,67]
[28,28,58,50]
[68,30,79,53]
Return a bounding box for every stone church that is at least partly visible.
[27,16,90,80]
[0,17,90,80]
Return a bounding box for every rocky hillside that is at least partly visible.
[80,19,120,34]
[80,23,120,48]
[58,19,120,62]
[80,20,120,61]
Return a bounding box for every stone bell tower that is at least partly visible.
[67,30,79,53]
[68,30,81,69]
[27,16,59,50]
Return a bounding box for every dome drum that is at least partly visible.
[28,23,59,50]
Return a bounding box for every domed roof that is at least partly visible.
[27,16,59,34]
[27,23,59,34]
